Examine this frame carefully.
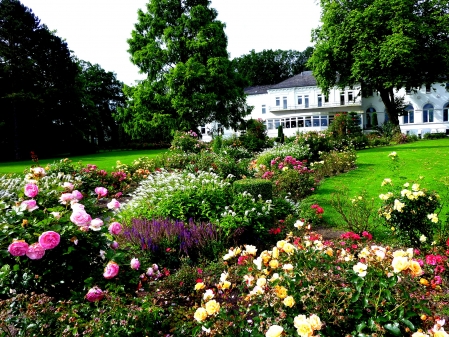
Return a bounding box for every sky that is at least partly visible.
[19,0,322,86]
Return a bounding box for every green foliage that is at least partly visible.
[239,118,270,152]
[233,178,273,201]
[232,48,313,86]
[212,135,223,153]
[273,168,316,202]
[117,0,249,139]
[170,130,204,153]
[254,142,311,167]
[308,0,449,125]
[297,200,325,228]
[328,112,362,139]
[311,149,357,181]
[277,125,284,143]
[423,132,446,140]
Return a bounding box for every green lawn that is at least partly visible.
[309,138,449,229]
[0,149,168,174]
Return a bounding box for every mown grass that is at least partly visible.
[310,138,449,236]
[0,149,169,174]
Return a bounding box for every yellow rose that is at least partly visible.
[420,278,429,286]
[272,247,279,259]
[392,256,409,273]
[256,277,267,287]
[205,299,220,315]
[296,321,314,337]
[408,261,423,276]
[193,307,208,322]
[276,240,287,249]
[283,243,295,255]
[269,259,279,269]
[433,332,449,337]
[411,332,429,337]
[308,314,322,330]
[325,247,333,257]
[265,325,284,337]
[194,282,206,291]
[261,250,272,264]
[274,285,287,299]
[283,295,295,307]
[294,315,308,329]
[221,280,231,290]
[244,244,257,256]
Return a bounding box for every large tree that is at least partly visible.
[308,0,449,125]
[0,0,81,159]
[77,60,125,149]
[116,0,249,140]
[233,48,314,86]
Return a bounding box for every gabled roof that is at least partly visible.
[268,71,317,89]
[244,71,318,95]
[244,85,271,95]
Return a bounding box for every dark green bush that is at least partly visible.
[423,132,446,139]
[233,178,273,201]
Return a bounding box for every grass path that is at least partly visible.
[310,138,449,231]
[0,149,168,174]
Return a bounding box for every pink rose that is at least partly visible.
[8,240,29,256]
[62,182,74,191]
[72,190,83,200]
[71,202,85,210]
[107,198,121,210]
[110,241,119,249]
[152,263,159,271]
[26,243,46,260]
[70,210,92,226]
[85,286,104,302]
[103,261,119,279]
[24,183,39,198]
[38,231,60,250]
[130,258,140,270]
[21,200,38,212]
[94,187,108,198]
[31,167,46,177]
[89,218,104,231]
[146,267,154,276]
[108,222,123,235]
[59,193,74,205]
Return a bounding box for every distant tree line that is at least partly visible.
[0,0,125,160]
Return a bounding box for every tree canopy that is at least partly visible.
[232,48,313,87]
[0,0,125,159]
[116,0,249,141]
[308,0,449,125]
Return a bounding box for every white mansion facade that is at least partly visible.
[200,71,449,140]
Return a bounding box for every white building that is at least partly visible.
[200,71,449,140]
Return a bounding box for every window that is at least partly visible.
[305,116,312,127]
[366,107,376,127]
[297,117,304,127]
[444,103,449,122]
[285,118,290,128]
[304,95,309,108]
[348,91,353,102]
[274,119,281,129]
[268,120,274,129]
[297,96,303,105]
[426,84,431,94]
[423,103,434,123]
[290,117,297,128]
[340,93,345,105]
[275,97,280,106]
[321,116,328,126]
[403,105,414,124]
[317,94,322,107]
[283,97,287,109]
[262,105,266,114]
[200,125,206,134]
[313,116,320,126]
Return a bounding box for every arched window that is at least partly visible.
[423,103,434,123]
[366,107,376,127]
[404,105,414,124]
[443,103,449,122]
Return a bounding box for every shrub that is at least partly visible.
[328,112,363,138]
[379,178,441,247]
[311,149,357,181]
[330,187,380,233]
[233,178,273,201]
[273,168,316,202]
[119,170,233,224]
[423,132,446,140]
[297,200,325,228]
[239,118,270,152]
[212,135,223,153]
[293,131,333,160]
[254,142,311,167]
[170,130,207,153]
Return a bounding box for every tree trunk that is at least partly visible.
[378,88,399,126]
